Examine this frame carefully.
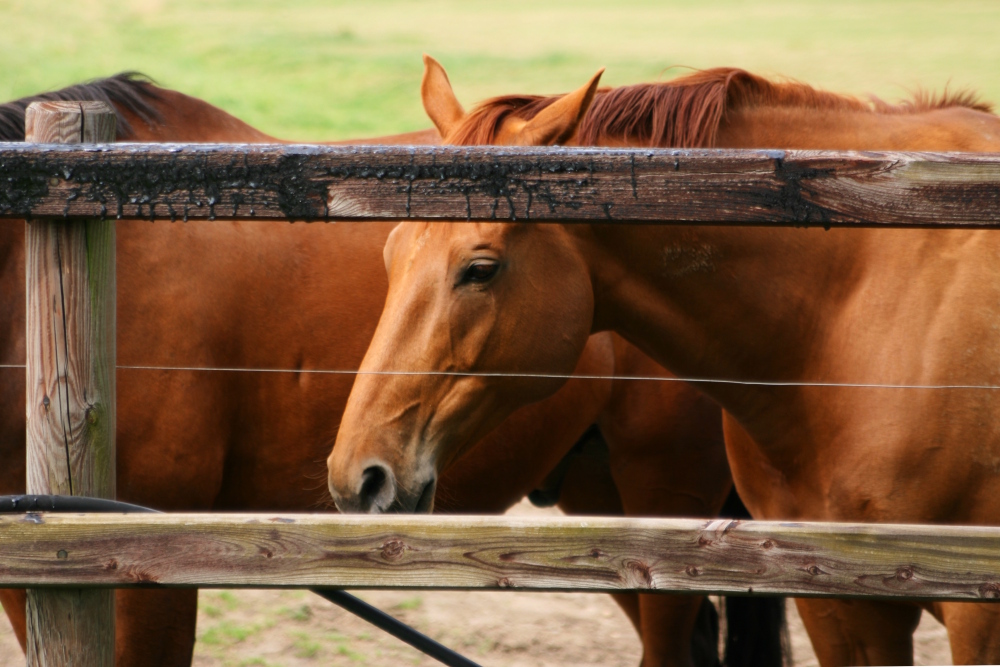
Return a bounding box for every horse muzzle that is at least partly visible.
[329,460,437,514]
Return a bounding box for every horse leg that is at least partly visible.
[552,428,642,636]
[794,598,920,666]
[561,425,722,667]
[0,578,198,666]
[598,344,734,667]
[115,590,197,666]
[0,589,26,651]
[107,371,230,666]
[935,600,1000,664]
[0,374,27,654]
[603,457,721,667]
[0,371,27,653]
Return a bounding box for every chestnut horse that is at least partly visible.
[0,75,755,667]
[328,58,1000,665]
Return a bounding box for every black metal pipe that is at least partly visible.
[0,494,482,667]
[312,587,481,667]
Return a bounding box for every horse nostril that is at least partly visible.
[360,466,386,500]
[358,464,395,512]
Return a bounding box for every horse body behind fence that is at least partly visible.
[0,74,744,667]
[328,58,1000,666]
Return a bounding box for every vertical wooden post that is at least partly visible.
[24,101,116,667]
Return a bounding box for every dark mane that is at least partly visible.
[0,72,164,141]
[452,68,994,148]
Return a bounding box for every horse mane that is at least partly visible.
[450,67,994,148]
[0,72,164,141]
[447,94,559,145]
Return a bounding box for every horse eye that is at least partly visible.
[461,260,500,284]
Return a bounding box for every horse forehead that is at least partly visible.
[418,222,514,250]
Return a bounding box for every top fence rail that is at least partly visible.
[1,143,1000,226]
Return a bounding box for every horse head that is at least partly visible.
[326,59,604,513]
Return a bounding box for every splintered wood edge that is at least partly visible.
[2,514,1000,600]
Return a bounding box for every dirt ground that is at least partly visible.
[0,501,954,666]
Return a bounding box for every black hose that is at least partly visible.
[1,494,157,514]
[0,494,482,667]
[312,588,481,667]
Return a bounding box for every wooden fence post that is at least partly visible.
[24,101,116,667]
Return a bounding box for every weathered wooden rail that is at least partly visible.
[2,143,1000,226]
[3,513,1000,601]
[3,103,1000,665]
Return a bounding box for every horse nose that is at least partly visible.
[358,464,396,512]
[329,462,398,513]
[328,451,402,513]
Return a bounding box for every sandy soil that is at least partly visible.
[0,502,954,666]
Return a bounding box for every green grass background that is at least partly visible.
[1,0,998,141]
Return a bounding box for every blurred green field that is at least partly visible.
[1,0,999,141]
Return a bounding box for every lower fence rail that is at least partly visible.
[2,498,1000,601]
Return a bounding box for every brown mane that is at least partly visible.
[0,72,164,141]
[449,67,994,148]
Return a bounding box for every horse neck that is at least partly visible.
[573,222,892,426]
[574,97,1000,399]
[123,88,281,143]
[125,87,440,145]
[716,104,1000,151]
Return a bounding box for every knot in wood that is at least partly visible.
[762,539,775,550]
[380,539,407,561]
[622,559,653,588]
[590,548,606,559]
[685,565,700,577]
[980,583,1000,599]
[806,565,824,576]
[105,559,118,571]
[895,565,914,581]
[497,577,514,588]
[56,549,67,560]
[697,536,711,547]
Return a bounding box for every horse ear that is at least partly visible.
[421,54,465,137]
[511,68,604,146]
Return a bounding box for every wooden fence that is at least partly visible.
[3,102,1000,665]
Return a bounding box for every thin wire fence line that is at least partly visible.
[112,363,1000,391]
[8,361,1000,390]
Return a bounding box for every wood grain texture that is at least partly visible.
[24,102,116,146]
[24,101,116,667]
[25,219,116,497]
[1,514,1000,601]
[1,144,999,226]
